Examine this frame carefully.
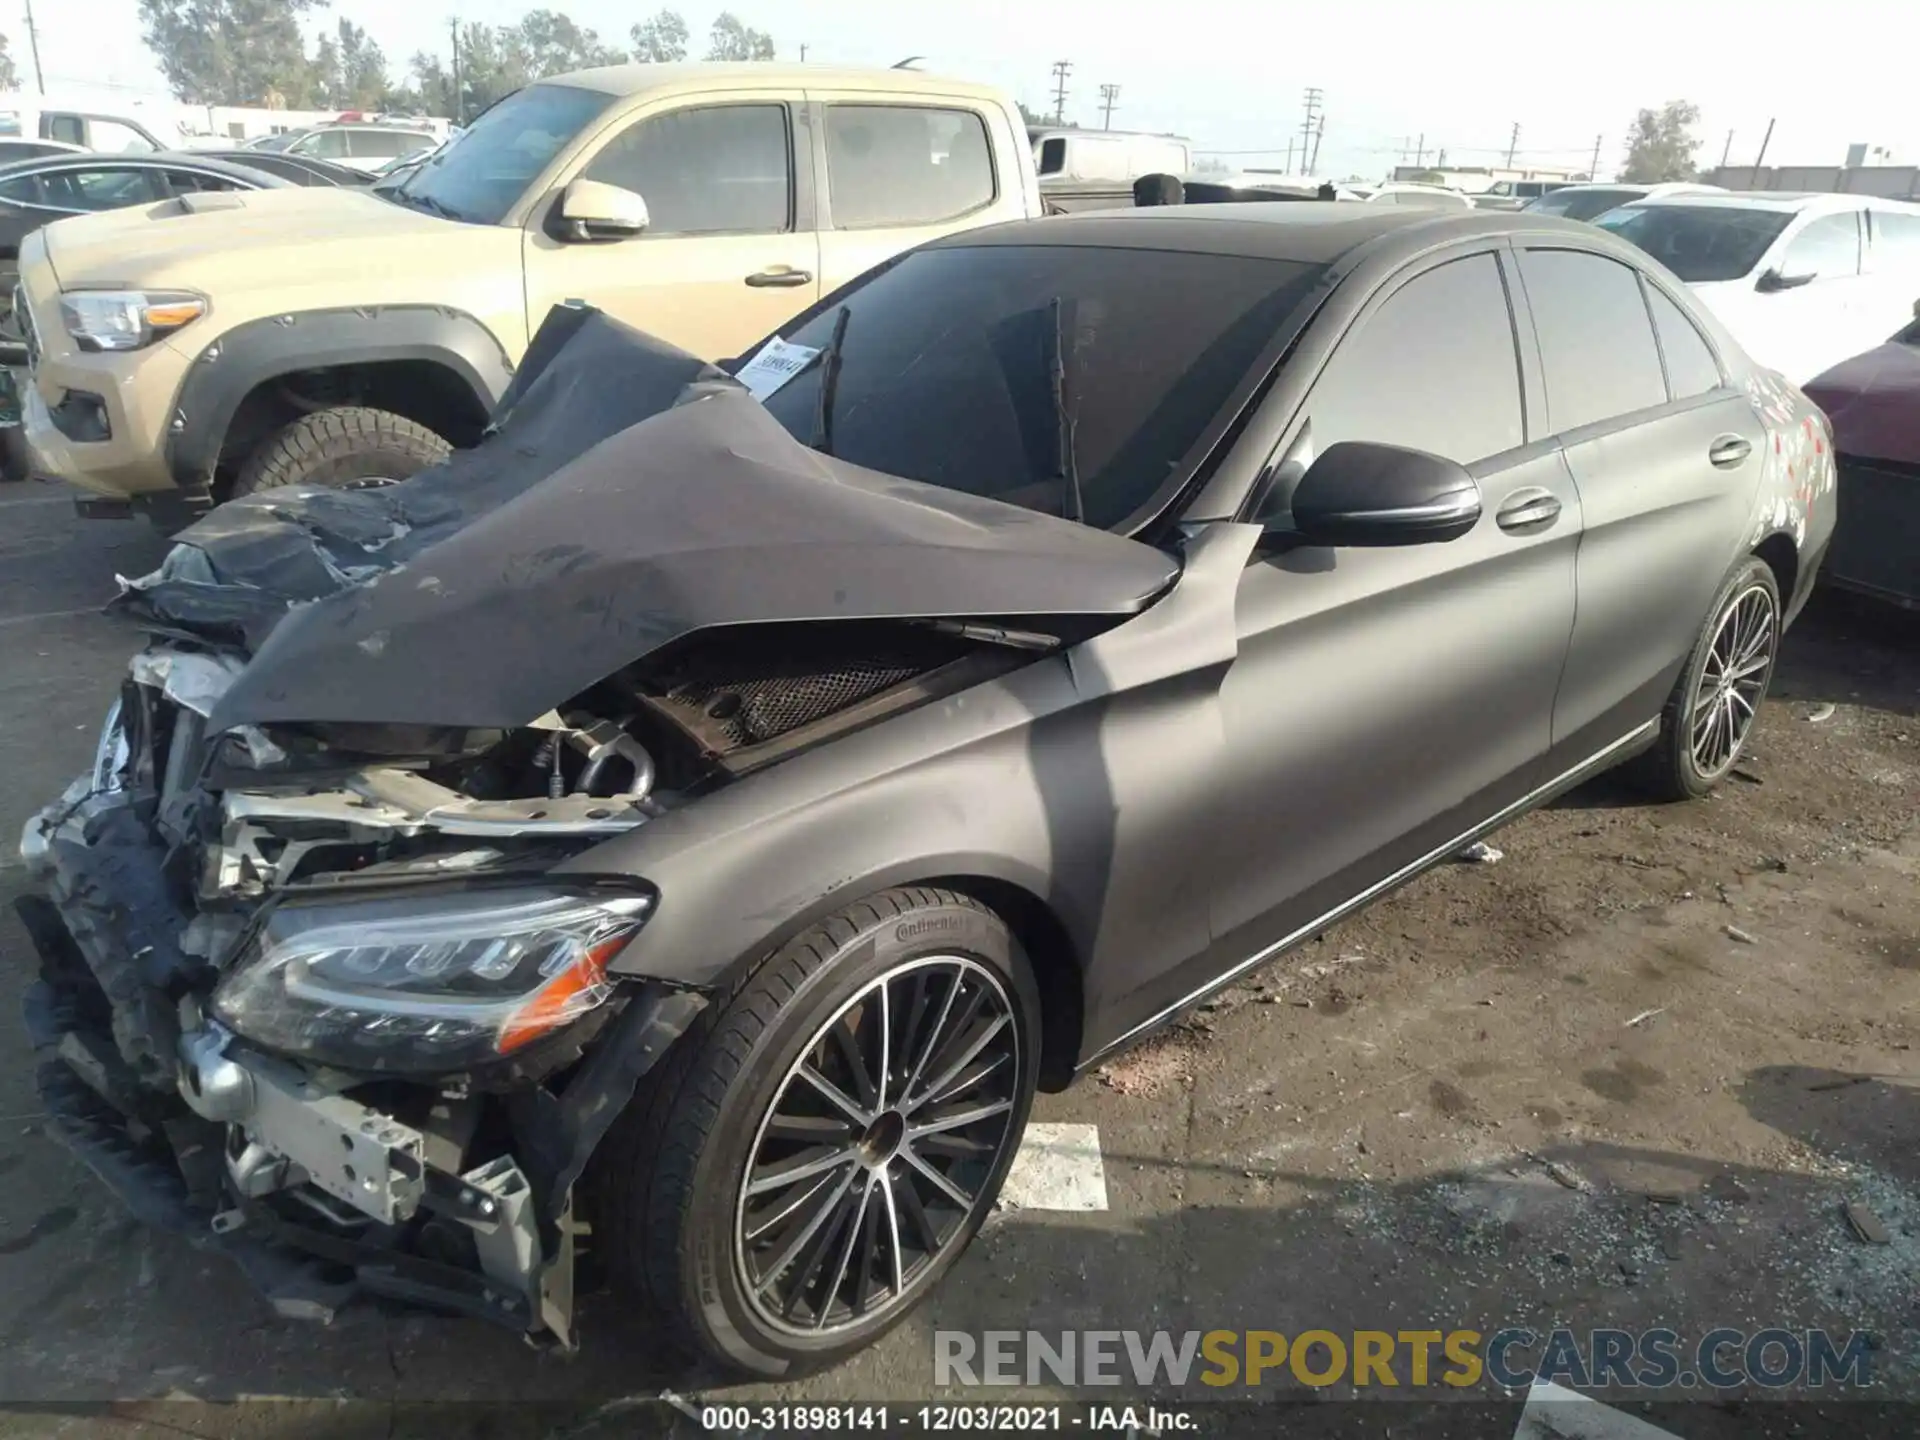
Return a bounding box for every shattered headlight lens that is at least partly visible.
[211,887,653,1074]
[59,289,207,353]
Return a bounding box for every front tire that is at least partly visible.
[597,887,1040,1378]
[1632,556,1781,801]
[231,405,450,497]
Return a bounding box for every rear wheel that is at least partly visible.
[230,405,450,497]
[596,887,1039,1377]
[1631,556,1781,801]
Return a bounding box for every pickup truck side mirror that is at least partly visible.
[559,178,650,242]
[1756,267,1816,293]
[1285,441,1482,547]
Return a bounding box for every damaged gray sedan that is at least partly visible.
[18,206,1836,1376]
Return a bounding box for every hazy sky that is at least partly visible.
[29,0,1920,180]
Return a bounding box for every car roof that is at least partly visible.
[934,203,1600,265]
[1627,190,1920,214]
[0,151,287,184]
[552,61,1007,102]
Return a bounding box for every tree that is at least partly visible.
[139,0,331,106]
[631,9,689,62]
[0,34,18,92]
[335,18,392,109]
[1621,100,1703,183]
[706,12,774,61]
[509,9,626,76]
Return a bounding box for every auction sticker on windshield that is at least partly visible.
[734,337,822,400]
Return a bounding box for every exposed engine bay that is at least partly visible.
[17,305,1177,1342]
[19,618,1019,1340]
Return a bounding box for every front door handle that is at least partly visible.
[1495,486,1562,535]
[745,268,813,288]
[1708,434,1753,468]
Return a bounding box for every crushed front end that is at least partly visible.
[18,647,708,1343]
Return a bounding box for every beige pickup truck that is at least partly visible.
[15,63,1041,526]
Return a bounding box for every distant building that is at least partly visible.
[1390,163,1586,192]
[1702,162,1920,200]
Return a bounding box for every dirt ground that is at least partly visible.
[0,481,1916,1437]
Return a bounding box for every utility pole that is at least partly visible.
[799,43,809,61]
[1588,133,1603,181]
[1436,146,1447,168]
[1719,129,1734,167]
[1283,136,1295,172]
[1299,87,1323,175]
[1415,132,1426,166]
[1749,117,1775,189]
[1309,114,1325,173]
[1049,60,1072,124]
[449,18,463,125]
[1098,83,1119,130]
[1505,122,1520,168]
[22,0,45,95]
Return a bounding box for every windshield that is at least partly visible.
[252,131,304,152]
[1527,187,1647,222]
[1595,204,1794,282]
[753,244,1326,531]
[392,83,613,225]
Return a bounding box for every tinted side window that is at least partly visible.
[42,167,166,212]
[825,105,996,228]
[1780,212,1860,279]
[1520,249,1667,432]
[164,169,246,195]
[1645,285,1722,400]
[1307,253,1523,464]
[585,105,791,235]
[45,115,85,145]
[0,174,42,204]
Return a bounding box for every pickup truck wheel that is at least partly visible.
[595,887,1040,1378]
[231,406,450,497]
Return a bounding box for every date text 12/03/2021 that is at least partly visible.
[698,1406,1194,1432]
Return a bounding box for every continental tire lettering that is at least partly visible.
[896,915,972,943]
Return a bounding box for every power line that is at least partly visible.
[1049,60,1072,124]
[1098,82,1119,130]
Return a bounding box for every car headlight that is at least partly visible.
[211,886,653,1075]
[58,290,206,353]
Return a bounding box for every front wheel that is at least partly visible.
[596,887,1040,1377]
[1632,556,1782,801]
[230,405,450,497]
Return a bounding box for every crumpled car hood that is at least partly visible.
[117,307,1180,735]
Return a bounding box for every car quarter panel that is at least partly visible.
[563,524,1263,1067]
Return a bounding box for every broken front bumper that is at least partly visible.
[18,778,705,1341]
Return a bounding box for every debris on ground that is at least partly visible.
[1455,840,1504,864]
[1731,767,1765,785]
[1725,924,1758,945]
[1806,702,1837,722]
[1844,1202,1892,1245]
[1545,1160,1593,1193]
[1624,1007,1667,1028]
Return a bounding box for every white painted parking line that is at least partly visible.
[999,1122,1109,1211]
[1512,1380,1686,1440]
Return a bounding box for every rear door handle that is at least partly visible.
[1709,435,1752,468]
[1495,486,1561,535]
[745,268,813,288]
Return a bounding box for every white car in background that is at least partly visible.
[259,122,440,173]
[1596,191,1920,385]
[1523,181,1723,223]
[1365,181,1475,209]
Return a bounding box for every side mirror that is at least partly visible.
[1756,268,1816,293]
[559,178,649,242]
[1286,441,1482,547]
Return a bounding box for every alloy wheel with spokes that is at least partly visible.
[1688,581,1777,780]
[736,955,1022,1335]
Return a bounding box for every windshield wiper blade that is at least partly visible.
[810,306,851,456]
[1048,296,1086,525]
